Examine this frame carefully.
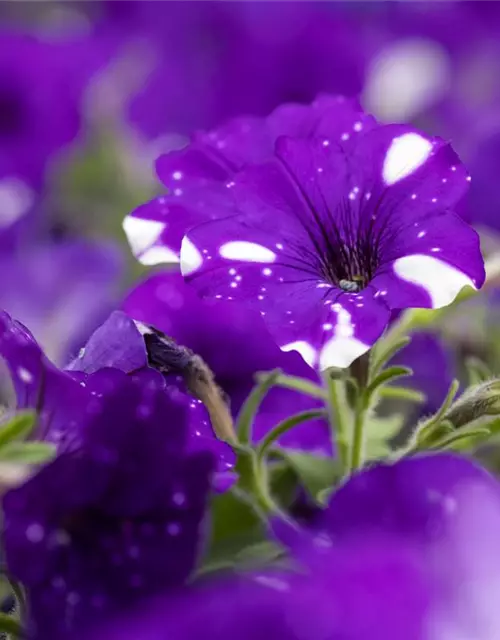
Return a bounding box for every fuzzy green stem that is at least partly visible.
[348,393,369,473]
[322,372,350,469]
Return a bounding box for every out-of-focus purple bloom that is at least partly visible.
[1,357,214,638]
[121,271,331,455]
[0,238,124,366]
[0,29,92,188]
[77,453,500,640]
[392,331,455,415]
[125,97,483,369]
[92,1,364,139]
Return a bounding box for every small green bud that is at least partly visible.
[444,380,500,429]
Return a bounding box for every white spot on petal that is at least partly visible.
[0,178,34,227]
[18,367,33,383]
[180,237,203,275]
[393,254,477,308]
[139,245,179,266]
[281,341,317,368]
[383,133,433,186]
[123,217,165,257]
[219,241,276,263]
[319,335,369,370]
[26,522,45,543]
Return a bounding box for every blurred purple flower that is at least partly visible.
[125,97,483,369]
[392,330,455,415]
[0,237,124,366]
[77,453,500,640]
[2,367,214,639]
[93,1,365,139]
[0,29,96,188]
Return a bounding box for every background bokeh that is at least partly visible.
[2,0,500,429]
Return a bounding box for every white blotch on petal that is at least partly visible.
[122,216,165,257]
[180,237,203,275]
[364,38,450,122]
[281,341,317,368]
[18,367,33,383]
[0,178,34,226]
[319,305,370,369]
[219,241,276,263]
[393,254,477,308]
[382,133,433,186]
[254,575,290,592]
[26,522,45,543]
[139,245,179,266]
[319,335,369,370]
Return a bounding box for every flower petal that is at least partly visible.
[123,272,331,452]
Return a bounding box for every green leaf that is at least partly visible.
[237,370,280,444]
[0,442,56,465]
[378,386,426,404]
[365,414,406,461]
[465,357,492,386]
[256,373,326,400]
[282,451,341,503]
[197,487,270,576]
[369,337,411,378]
[415,379,460,445]
[234,540,285,569]
[429,427,491,451]
[366,366,412,397]
[0,613,22,637]
[256,409,327,461]
[0,411,36,450]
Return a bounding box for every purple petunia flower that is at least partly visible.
[76,453,500,640]
[0,329,214,638]
[124,97,484,369]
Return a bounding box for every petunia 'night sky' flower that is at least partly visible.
[76,453,500,640]
[124,97,484,369]
[123,95,373,268]
[2,366,214,639]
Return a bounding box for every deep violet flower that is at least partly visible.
[76,453,500,640]
[0,315,214,639]
[123,97,484,369]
